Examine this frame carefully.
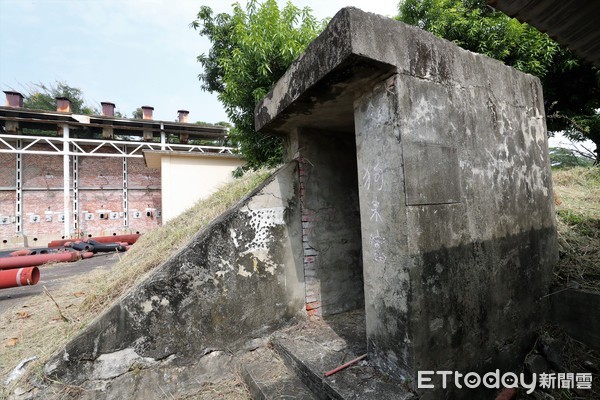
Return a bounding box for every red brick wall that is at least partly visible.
[0,153,15,187]
[128,157,161,189]
[22,152,64,188]
[79,155,121,189]
[299,160,321,316]
[0,144,162,247]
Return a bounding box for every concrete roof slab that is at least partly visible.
[255,7,513,135]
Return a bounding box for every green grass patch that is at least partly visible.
[552,166,600,287]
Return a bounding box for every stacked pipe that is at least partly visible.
[0,233,139,290]
[68,239,127,253]
[48,233,141,248]
[0,247,67,258]
[0,251,95,290]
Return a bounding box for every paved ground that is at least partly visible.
[0,252,120,314]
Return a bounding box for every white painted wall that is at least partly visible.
[158,154,245,222]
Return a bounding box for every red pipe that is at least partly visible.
[10,249,32,257]
[0,252,80,270]
[82,252,94,259]
[47,239,72,247]
[86,234,141,244]
[48,234,141,248]
[0,267,40,289]
[324,354,367,377]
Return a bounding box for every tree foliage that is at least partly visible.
[191,0,324,169]
[23,81,97,115]
[132,107,144,119]
[398,0,600,163]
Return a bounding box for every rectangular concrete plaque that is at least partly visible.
[403,142,461,205]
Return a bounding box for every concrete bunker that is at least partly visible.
[256,7,558,394]
[38,8,559,398]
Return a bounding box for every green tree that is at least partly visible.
[549,147,593,169]
[24,81,97,115]
[398,0,600,164]
[191,0,324,169]
[132,108,144,119]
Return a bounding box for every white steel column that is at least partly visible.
[122,145,128,228]
[62,124,71,238]
[160,122,166,150]
[72,151,79,236]
[15,139,22,234]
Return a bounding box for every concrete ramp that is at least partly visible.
[44,163,305,386]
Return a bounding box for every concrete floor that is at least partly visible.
[0,252,120,314]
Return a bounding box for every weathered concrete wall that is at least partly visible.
[44,163,305,385]
[294,129,363,316]
[256,8,558,397]
[355,72,556,392]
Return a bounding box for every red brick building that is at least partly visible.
[0,92,232,249]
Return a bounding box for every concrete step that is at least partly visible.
[240,346,320,400]
[271,311,415,399]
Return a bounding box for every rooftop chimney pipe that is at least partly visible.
[56,97,72,113]
[4,91,24,108]
[101,102,115,117]
[177,110,189,123]
[141,106,154,120]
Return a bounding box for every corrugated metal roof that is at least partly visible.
[488,0,600,67]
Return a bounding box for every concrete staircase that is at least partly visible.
[240,346,320,400]
[240,310,415,399]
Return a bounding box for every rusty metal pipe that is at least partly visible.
[10,248,56,257]
[87,234,141,245]
[0,252,80,270]
[10,249,33,257]
[0,267,40,289]
[48,234,141,248]
[324,354,367,377]
[48,239,73,247]
[25,248,53,256]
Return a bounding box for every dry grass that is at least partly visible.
[552,166,600,288]
[176,376,251,400]
[0,169,271,397]
[80,168,272,315]
[518,324,600,399]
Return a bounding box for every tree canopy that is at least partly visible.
[23,81,97,115]
[191,0,324,170]
[398,0,600,163]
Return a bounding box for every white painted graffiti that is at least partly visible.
[362,161,384,191]
[370,196,383,223]
[369,230,387,263]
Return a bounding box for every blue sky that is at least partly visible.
[0,0,398,123]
